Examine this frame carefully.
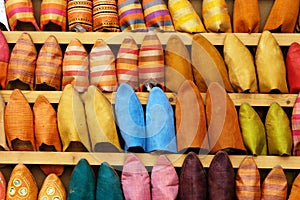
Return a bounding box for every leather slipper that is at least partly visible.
[38,173,66,200]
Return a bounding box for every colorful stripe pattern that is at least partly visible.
[93,0,120,32]
[62,39,89,93]
[138,32,165,91]
[116,36,138,91]
[90,39,118,92]
[5,0,40,31]
[168,0,206,33]
[202,0,232,33]
[0,31,9,89]
[292,94,300,156]
[40,0,67,31]
[7,32,36,90]
[142,0,175,32]
[36,35,62,91]
[67,0,93,32]
[117,0,147,32]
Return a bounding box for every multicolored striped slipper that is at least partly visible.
[142,0,174,32]
[6,32,36,90]
[38,173,66,200]
[89,39,118,92]
[93,0,120,32]
[117,0,147,32]
[292,93,300,156]
[40,0,67,31]
[0,31,9,89]
[286,42,300,94]
[5,0,39,31]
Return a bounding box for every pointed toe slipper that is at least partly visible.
[286,42,300,94]
[0,94,9,151]
[38,173,66,200]
[0,31,9,89]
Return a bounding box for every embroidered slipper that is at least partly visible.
[117,0,147,32]
[0,95,9,151]
[38,173,66,200]
[255,31,289,93]
[179,152,207,200]
[116,36,139,91]
[6,32,36,90]
[57,84,91,152]
[142,0,174,32]
[115,83,146,152]
[165,34,193,92]
[138,32,165,92]
[289,173,300,199]
[62,38,89,93]
[4,89,35,151]
[5,0,39,31]
[121,153,151,200]
[224,33,258,93]
[67,0,92,31]
[192,34,234,93]
[40,0,67,31]
[236,156,261,200]
[0,31,9,90]
[6,164,38,200]
[146,87,177,153]
[168,0,206,33]
[35,35,62,91]
[93,0,120,32]
[84,85,121,152]
[233,0,260,33]
[206,82,246,154]
[202,0,232,33]
[292,93,300,156]
[176,80,209,153]
[151,155,178,200]
[0,0,10,30]
[286,42,300,94]
[89,39,118,92]
[0,171,5,199]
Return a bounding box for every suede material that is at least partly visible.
[38,173,66,200]
[286,42,300,94]
[0,31,9,89]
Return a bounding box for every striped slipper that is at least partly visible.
[117,0,147,32]
[0,0,10,30]
[35,35,62,91]
[0,31,9,89]
[62,38,89,93]
[6,32,36,90]
[89,39,118,92]
[40,0,67,31]
[38,173,66,200]
[286,42,300,94]
[292,93,300,156]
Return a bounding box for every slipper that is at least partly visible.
[176,80,209,153]
[84,85,121,152]
[165,34,193,92]
[67,0,93,31]
[168,0,206,33]
[117,0,147,32]
[93,0,120,32]
[146,87,177,153]
[179,152,207,200]
[0,0,10,30]
[286,42,300,94]
[62,38,89,93]
[236,156,261,200]
[38,173,66,200]
[0,171,4,199]
[40,0,67,31]
[255,31,289,93]
[6,164,38,200]
[121,153,151,200]
[0,94,9,151]
[35,35,62,91]
[142,0,174,32]
[151,155,178,200]
[115,83,146,152]
[116,36,139,91]
[289,173,300,199]
[33,95,64,176]
[0,31,9,89]
[233,0,260,33]
[6,32,36,90]
[138,32,165,92]
[89,39,118,92]
[57,84,91,152]
[5,0,39,31]
[192,34,234,93]
[224,33,258,93]
[292,93,300,156]
[4,89,35,151]
[202,0,232,33]
[96,162,123,199]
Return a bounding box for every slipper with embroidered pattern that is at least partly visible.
[38,173,66,200]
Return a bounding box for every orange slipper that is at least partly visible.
[67,0,93,31]
[36,35,62,91]
[6,32,37,90]
[38,173,66,200]
[4,89,35,151]
[6,164,38,200]
[33,95,64,176]
[0,95,9,151]
[0,171,6,199]
[0,31,9,89]
[289,173,300,200]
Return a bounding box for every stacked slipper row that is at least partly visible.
[1,30,300,94]
[0,151,300,199]
[2,0,300,33]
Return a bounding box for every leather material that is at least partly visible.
[38,173,66,200]
[288,173,300,200]
[0,31,9,89]
[286,42,300,94]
